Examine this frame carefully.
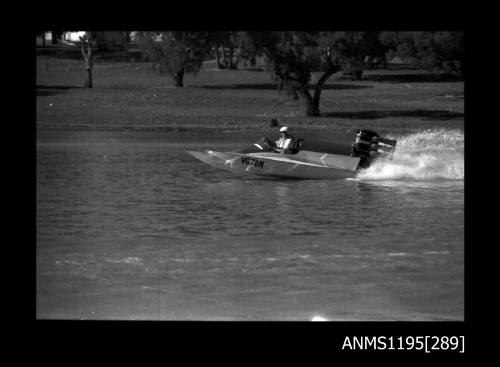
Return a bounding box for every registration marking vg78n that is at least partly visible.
[241,156,264,168]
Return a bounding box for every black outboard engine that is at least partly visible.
[351,129,397,169]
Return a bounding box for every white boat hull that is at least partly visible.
[186,150,361,179]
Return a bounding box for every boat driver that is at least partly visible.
[275,126,297,154]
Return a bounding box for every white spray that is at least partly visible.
[356,129,464,181]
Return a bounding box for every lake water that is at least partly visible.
[36,129,464,320]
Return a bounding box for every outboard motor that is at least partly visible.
[351,129,397,169]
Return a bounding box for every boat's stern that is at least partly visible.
[351,130,397,168]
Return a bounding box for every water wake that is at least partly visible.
[356,129,464,181]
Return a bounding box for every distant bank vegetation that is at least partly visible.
[37,31,463,117]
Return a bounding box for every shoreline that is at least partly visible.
[36,125,464,151]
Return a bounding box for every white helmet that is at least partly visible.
[279,126,289,133]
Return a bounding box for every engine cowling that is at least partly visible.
[351,129,397,168]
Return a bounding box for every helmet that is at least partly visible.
[279,126,289,133]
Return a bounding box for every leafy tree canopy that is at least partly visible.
[137,31,212,86]
[380,31,464,75]
[240,31,386,116]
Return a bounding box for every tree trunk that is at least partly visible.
[221,46,228,68]
[215,46,221,68]
[81,36,95,88]
[122,31,128,52]
[305,97,320,116]
[228,46,237,69]
[85,68,93,88]
[235,37,242,70]
[298,87,320,116]
[310,70,335,116]
[173,69,184,87]
[276,74,284,97]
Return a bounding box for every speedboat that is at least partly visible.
[186,129,397,179]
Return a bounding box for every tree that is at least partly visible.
[36,31,46,47]
[380,31,464,75]
[210,31,241,70]
[137,31,212,87]
[122,31,129,52]
[240,31,385,116]
[51,31,59,44]
[80,34,97,88]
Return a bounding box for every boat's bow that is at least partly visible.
[186,150,244,170]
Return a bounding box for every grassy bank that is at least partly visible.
[36,51,464,137]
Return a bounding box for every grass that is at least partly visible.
[36,48,464,137]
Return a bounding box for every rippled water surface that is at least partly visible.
[37,130,464,320]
